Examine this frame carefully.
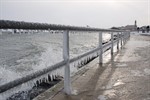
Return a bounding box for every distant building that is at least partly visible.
[140,25,150,33]
[86,25,90,28]
[111,20,137,31]
[124,25,136,31]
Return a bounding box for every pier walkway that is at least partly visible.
[34,34,150,100]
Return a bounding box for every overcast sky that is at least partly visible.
[0,0,149,28]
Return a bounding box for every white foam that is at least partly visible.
[34,46,63,71]
[0,32,112,99]
[0,67,21,85]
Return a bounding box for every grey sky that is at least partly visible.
[0,0,149,28]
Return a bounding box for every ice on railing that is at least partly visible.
[0,67,21,86]
[70,49,100,69]
[0,29,65,35]
[0,66,64,100]
[0,49,102,99]
[0,31,126,99]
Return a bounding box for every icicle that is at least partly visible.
[48,74,51,82]
[0,64,66,100]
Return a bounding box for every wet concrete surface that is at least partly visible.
[34,34,150,100]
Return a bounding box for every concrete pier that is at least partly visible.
[34,34,150,100]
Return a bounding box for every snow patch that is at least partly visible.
[97,95,107,100]
[113,80,125,87]
[144,68,150,75]
[131,70,144,76]
[116,63,127,67]
[103,89,117,99]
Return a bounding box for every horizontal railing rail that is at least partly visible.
[0,20,130,99]
[0,20,125,32]
[0,61,66,93]
[0,39,117,93]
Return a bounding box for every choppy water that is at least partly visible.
[0,31,111,89]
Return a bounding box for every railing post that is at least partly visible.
[19,29,21,34]
[117,32,119,50]
[0,29,2,35]
[124,32,126,43]
[122,32,124,45]
[11,29,14,34]
[125,32,127,42]
[63,30,72,95]
[126,32,128,42]
[128,32,130,38]
[111,32,114,56]
[123,32,125,44]
[121,32,123,47]
[99,32,103,64]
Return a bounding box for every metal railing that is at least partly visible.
[0,20,130,96]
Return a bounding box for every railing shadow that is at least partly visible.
[64,49,127,100]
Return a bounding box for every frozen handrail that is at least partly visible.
[0,61,66,93]
[0,20,130,98]
[0,40,115,93]
[0,20,125,32]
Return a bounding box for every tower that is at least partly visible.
[135,20,137,27]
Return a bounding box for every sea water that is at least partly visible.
[0,31,111,99]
